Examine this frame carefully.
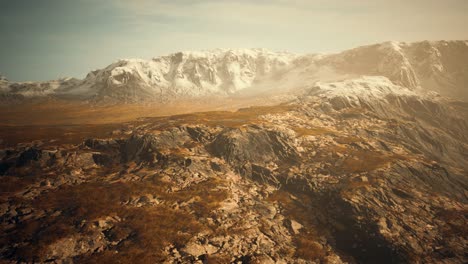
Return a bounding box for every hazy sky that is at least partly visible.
[1,0,467,81]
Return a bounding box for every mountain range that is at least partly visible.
[0,41,467,263]
[1,40,467,102]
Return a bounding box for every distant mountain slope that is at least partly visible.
[76,49,296,101]
[1,40,467,102]
[314,40,468,100]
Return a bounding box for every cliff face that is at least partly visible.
[316,40,468,100]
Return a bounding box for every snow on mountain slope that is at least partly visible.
[72,40,468,102]
[312,41,420,89]
[307,76,417,101]
[403,40,468,100]
[312,40,468,100]
[0,78,80,99]
[68,49,297,101]
[2,40,467,102]
[300,76,418,118]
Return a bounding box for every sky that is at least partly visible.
[0,0,467,81]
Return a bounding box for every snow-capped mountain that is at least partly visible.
[313,40,468,100]
[73,48,297,101]
[2,78,80,97]
[2,40,467,102]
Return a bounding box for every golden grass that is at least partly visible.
[2,175,228,262]
[342,151,407,174]
[436,209,468,238]
[203,254,232,264]
[0,100,226,126]
[0,123,122,147]
[80,206,202,263]
[266,190,326,261]
[313,142,407,175]
[155,104,296,129]
[0,102,297,146]
[335,136,361,144]
[267,191,312,226]
[168,147,193,158]
[291,126,334,137]
[294,233,326,261]
[342,151,389,173]
[345,180,372,190]
[0,176,36,201]
[0,99,295,127]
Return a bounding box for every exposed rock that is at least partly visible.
[0,80,467,263]
[285,219,303,235]
[208,125,300,175]
[45,234,107,260]
[16,147,43,166]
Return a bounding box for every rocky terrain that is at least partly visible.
[0,41,467,263]
[1,73,467,263]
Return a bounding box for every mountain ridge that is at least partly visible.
[1,40,467,102]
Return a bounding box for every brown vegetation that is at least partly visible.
[0,175,36,201]
[266,190,327,261]
[291,126,334,137]
[335,136,361,144]
[1,173,228,262]
[294,232,326,261]
[342,150,406,174]
[0,123,122,147]
[203,254,232,264]
[436,209,468,237]
[0,103,297,147]
[153,103,297,129]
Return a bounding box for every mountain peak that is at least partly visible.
[150,48,298,64]
[379,41,403,51]
[1,40,467,102]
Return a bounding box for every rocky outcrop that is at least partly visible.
[209,125,300,173]
[0,79,467,263]
[318,161,467,264]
